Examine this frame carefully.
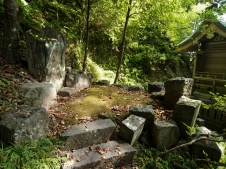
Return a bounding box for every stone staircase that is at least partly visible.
[60,119,136,169]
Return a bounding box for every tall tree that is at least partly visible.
[3,0,22,64]
[114,0,132,83]
[82,0,91,72]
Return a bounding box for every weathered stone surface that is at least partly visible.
[148,82,164,93]
[65,70,91,90]
[119,115,146,146]
[189,137,221,162]
[164,77,193,109]
[60,119,115,150]
[128,85,144,91]
[62,141,136,169]
[19,82,57,110]
[150,92,165,101]
[0,106,49,144]
[96,80,110,86]
[25,28,67,91]
[114,83,128,90]
[151,119,179,150]
[172,96,201,138]
[129,105,155,129]
[58,87,77,97]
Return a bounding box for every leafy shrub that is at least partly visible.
[0,137,65,169]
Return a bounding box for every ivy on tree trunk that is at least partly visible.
[114,0,132,84]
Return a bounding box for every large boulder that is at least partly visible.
[19,82,57,110]
[164,77,193,109]
[172,96,202,138]
[0,106,49,144]
[25,28,67,91]
[151,119,179,150]
[65,69,91,90]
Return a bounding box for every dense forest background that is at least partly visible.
[0,0,223,87]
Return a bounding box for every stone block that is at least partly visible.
[196,118,205,127]
[172,96,201,138]
[150,92,165,101]
[96,80,110,86]
[148,82,164,93]
[151,119,179,150]
[60,119,116,150]
[190,138,221,162]
[58,87,77,97]
[164,77,193,109]
[0,106,49,144]
[65,70,91,90]
[119,115,145,146]
[62,141,136,169]
[19,82,57,110]
[25,28,67,91]
[129,105,155,129]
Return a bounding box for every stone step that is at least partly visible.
[62,140,136,169]
[60,119,116,150]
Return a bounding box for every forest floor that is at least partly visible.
[0,57,171,138]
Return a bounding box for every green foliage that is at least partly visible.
[0,137,65,169]
[133,143,199,169]
[202,90,226,112]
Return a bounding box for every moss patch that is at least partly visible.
[64,85,153,118]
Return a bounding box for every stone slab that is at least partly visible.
[172,96,201,138]
[119,115,145,146]
[62,140,136,169]
[60,119,116,150]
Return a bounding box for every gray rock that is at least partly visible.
[150,92,165,101]
[119,115,146,146]
[60,119,115,150]
[65,70,91,90]
[172,96,202,138]
[0,106,49,144]
[148,82,164,93]
[114,83,128,90]
[25,28,67,91]
[129,105,155,129]
[96,80,110,86]
[151,119,179,150]
[190,137,221,162]
[196,118,205,127]
[164,77,193,109]
[62,141,136,169]
[19,82,57,110]
[58,87,77,97]
[128,85,144,91]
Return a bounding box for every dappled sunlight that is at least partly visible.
[63,85,152,118]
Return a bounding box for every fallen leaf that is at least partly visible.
[98,150,106,155]
[66,152,73,160]
[102,155,106,159]
[89,146,93,151]
[64,160,75,167]
[85,124,88,129]
[76,157,81,162]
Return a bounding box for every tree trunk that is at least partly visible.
[82,0,91,72]
[114,0,132,84]
[3,0,22,64]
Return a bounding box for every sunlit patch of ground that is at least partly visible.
[64,85,153,118]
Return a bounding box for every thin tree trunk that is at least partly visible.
[82,0,91,72]
[3,0,22,64]
[114,0,132,84]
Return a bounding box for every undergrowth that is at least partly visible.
[0,137,65,169]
